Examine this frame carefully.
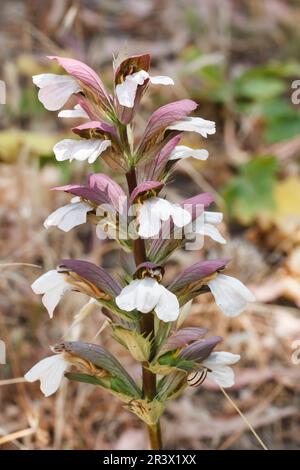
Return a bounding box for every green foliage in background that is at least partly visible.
[223,155,278,224]
[183,48,300,144]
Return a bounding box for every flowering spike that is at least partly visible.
[27,52,253,450]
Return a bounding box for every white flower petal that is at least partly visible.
[32,74,56,87]
[209,365,236,388]
[116,70,149,108]
[31,270,65,294]
[42,283,71,318]
[129,70,149,85]
[138,198,191,238]
[25,355,60,381]
[115,278,161,313]
[116,70,173,107]
[208,274,255,317]
[43,204,72,229]
[203,351,241,367]
[116,80,138,108]
[115,280,141,311]
[44,202,92,232]
[170,145,209,161]
[155,285,180,322]
[116,278,179,322]
[53,139,111,163]
[149,75,174,85]
[150,198,172,222]
[25,354,69,397]
[135,278,162,313]
[170,204,191,227]
[58,104,89,119]
[168,117,216,138]
[138,201,162,238]
[33,74,81,111]
[31,270,71,318]
[202,352,240,388]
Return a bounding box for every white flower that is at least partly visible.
[32,74,81,111]
[44,198,93,232]
[53,138,111,164]
[193,211,226,244]
[31,270,72,318]
[115,277,179,322]
[202,351,240,388]
[208,274,255,317]
[168,117,216,138]
[116,69,174,108]
[137,197,191,238]
[25,354,69,396]
[169,145,209,161]
[58,104,89,119]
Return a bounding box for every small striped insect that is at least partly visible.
[187,367,208,387]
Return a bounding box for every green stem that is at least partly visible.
[125,165,163,450]
[147,422,162,450]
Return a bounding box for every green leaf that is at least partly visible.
[234,77,286,101]
[223,156,278,224]
[65,373,139,402]
[197,65,232,104]
[258,100,300,144]
[265,114,300,143]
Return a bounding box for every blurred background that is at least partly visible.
[1,0,300,450]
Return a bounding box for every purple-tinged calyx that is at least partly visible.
[75,94,100,121]
[129,181,164,205]
[137,134,182,182]
[72,121,117,140]
[71,122,128,171]
[179,336,223,363]
[52,173,126,213]
[54,341,141,396]
[137,99,198,158]
[58,259,121,299]
[168,259,229,304]
[157,327,208,357]
[180,193,215,217]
